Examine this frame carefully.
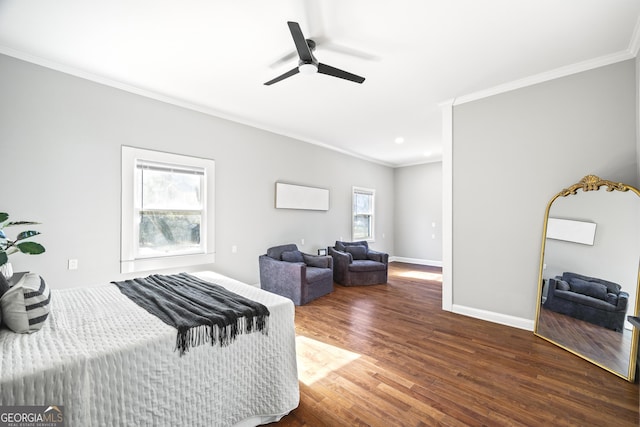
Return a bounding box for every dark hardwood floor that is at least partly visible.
[273,262,639,426]
[537,305,633,377]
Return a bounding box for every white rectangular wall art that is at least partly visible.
[546,217,597,245]
[275,182,329,211]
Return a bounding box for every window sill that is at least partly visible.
[120,252,215,274]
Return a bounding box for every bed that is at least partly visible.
[0,271,299,426]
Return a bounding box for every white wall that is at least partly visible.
[451,59,637,323]
[394,162,442,264]
[0,54,395,288]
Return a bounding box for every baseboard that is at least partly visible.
[390,256,442,267]
[452,304,535,331]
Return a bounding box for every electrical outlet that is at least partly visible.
[68,259,78,270]
[301,238,305,245]
[231,245,237,253]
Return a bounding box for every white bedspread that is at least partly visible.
[0,271,299,426]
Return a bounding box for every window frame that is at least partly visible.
[351,186,375,242]
[121,146,215,273]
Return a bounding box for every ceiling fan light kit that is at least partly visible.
[264,21,365,86]
[298,63,317,75]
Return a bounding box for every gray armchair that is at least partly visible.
[328,240,388,286]
[259,243,334,305]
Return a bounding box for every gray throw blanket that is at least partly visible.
[112,273,269,355]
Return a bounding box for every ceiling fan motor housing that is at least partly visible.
[306,39,316,51]
[264,21,365,85]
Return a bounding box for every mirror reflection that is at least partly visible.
[534,175,640,381]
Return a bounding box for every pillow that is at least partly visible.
[303,254,328,268]
[555,279,570,291]
[281,250,304,263]
[0,273,8,328]
[345,245,368,260]
[0,273,10,297]
[562,272,621,294]
[605,293,618,306]
[0,273,51,333]
[569,278,607,301]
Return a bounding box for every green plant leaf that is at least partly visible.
[0,251,7,266]
[16,230,41,241]
[0,213,8,224]
[16,242,46,255]
[6,221,40,227]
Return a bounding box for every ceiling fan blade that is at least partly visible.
[269,50,299,69]
[321,39,380,62]
[317,63,365,84]
[264,67,300,85]
[300,0,325,38]
[287,21,314,63]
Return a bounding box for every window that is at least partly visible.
[121,146,215,273]
[136,160,204,257]
[352,187,375,241]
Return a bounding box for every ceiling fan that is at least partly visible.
[264,21,365,86]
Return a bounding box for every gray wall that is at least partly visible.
[452,59,637,321]
[0,54,395,288]
[394,162,442,263]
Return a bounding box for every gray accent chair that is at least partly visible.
[259,244,334,305]
[328,240,388,286]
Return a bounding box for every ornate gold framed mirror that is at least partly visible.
[534,175,640,382]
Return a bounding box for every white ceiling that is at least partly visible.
[1,0,639,167]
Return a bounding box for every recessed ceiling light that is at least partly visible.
[394,137,404,144]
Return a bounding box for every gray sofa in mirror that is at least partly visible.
[544,272,628,332]
[259,243,333,305]
[328,240,388,286]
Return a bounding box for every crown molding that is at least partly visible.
[629,15,640,57]
[0,46,396,168]
[394,157,443,168]
[453,50,635,106]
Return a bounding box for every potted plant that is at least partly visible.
[0,212,46,279]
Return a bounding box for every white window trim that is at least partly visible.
[352,186,375,242]
[121,146,215,274]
